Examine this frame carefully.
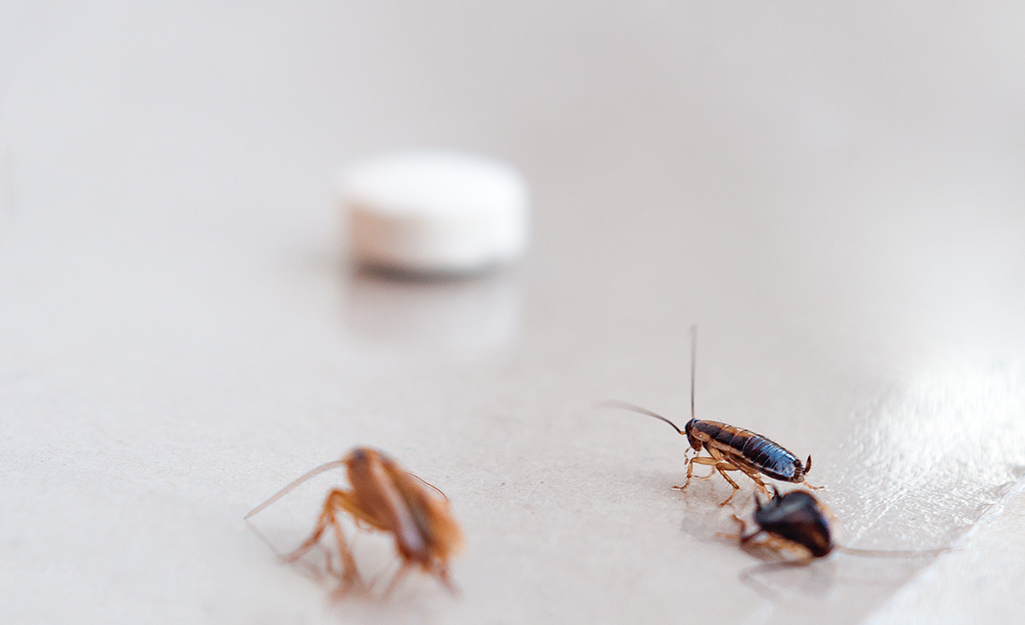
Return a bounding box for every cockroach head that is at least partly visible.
[683,419,702,451]
[344,446,387,469]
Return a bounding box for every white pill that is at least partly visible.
[340,150,530,275]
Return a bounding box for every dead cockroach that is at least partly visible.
[722,489,950,599]
[603,327,818,506]
[728,488,834,559]
[245,447,462,597]
[725,488,949,561]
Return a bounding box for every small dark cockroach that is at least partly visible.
[730,489,834,559]
[723,489,950,600]
[245,447,462,597]
[726,488,950,562]
[604,327,818,506]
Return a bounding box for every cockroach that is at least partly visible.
[721,488,950,599]
[728,488,834,559]
[245,447,462,597]
[603,327,818,506]
[725,488,949,561]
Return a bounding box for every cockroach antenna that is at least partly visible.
[598,399,685,435]
[245,459,347,520]
[596,326,697,435]
[690,324,697,422]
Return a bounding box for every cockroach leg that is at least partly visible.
[729,518,803,560]
[672,457,694,491]
[282,509,331,565]
[711,446,774,503]
[382,563,412,598]
[706,445,725,462]
[723,514,811,562]
[716,514,752,541]
[735,464,772,497]
[284,490,364,592]
[714,463,743,506]
[436,565,460,596]
[672,455,717,491]
[327,504,362,592]
[701,446,744,506]
[751,532,786,555]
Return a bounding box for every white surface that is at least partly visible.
[1,2,1024,625]
[342,150,529,274]
[866,480,1025,625]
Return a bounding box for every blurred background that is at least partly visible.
[1,2,1024,624]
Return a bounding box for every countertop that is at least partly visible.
[2,3,1024,624]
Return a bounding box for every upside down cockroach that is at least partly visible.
[721,489,950,599]
[245,447,462,597]
[724,488,950,561]
[604,327,819,506]
[728,488,834,559]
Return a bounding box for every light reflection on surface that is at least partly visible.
[731,364,1025,623]
[828,364,1025,550]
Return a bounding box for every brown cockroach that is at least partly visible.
[604,327,819,506]
[245,447,462,597]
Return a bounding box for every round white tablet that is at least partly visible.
[340,150,530,275]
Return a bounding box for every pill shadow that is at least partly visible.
[342,267,521,353]
[355,262,507,283]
